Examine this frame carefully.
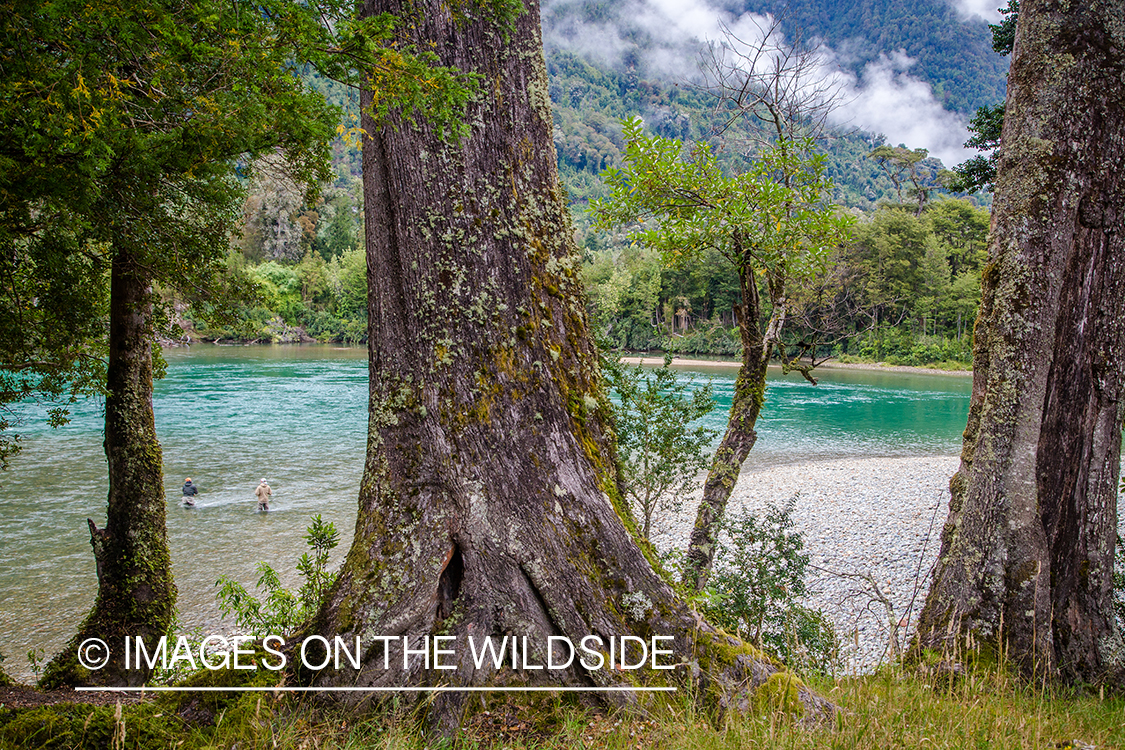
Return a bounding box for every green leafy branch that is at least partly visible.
[215,514,341,637]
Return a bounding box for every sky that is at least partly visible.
[542,0,1002,166]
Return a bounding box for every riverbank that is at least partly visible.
[621,355,972,377]
[162,344,970,378]
[650,455,960,673]
[650,454,1125,674]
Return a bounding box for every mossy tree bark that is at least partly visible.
[914,0,1125,684]
[14,0,344,689]
[305,0,828,730]
[40,249,174,688]
[684,258,780,590]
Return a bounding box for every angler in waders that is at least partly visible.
[182,477,199,507]
[255,478,272,511]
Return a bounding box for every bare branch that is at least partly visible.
[697,14,851,147]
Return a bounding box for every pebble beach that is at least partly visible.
[649,454,1125,674]
[650,455,961,674]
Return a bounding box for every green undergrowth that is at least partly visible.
[1,666,1122,749]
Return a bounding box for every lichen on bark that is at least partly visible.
[302,0,830,732]
[913,0,1125,685]
[40,248,176,689]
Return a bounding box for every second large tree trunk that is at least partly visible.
[914,0,1125,684]
[41,247,175,688]
[306,0,827,730]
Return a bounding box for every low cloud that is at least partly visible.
[945,0,1004,23]
[542,0,973,166]
[831,52,972,165]
[542,0,713,80]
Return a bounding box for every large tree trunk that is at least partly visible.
[306,0,827,730]
[914,0,1125,684]
[40,248,175,688]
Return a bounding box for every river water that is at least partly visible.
[0,345,970,680]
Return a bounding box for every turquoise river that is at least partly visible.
[0,346,971,680]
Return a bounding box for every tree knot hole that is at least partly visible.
[437,543,465,620]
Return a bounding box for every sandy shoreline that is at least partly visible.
[620,355,972,377]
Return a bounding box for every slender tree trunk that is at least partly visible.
[41,247,175,688]
[305,0,828,730]
[914,0,1125,684]
[684,265,774,589]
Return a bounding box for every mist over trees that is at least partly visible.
[725,0,1009,115]
[185,1,995,370]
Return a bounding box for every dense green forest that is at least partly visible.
[732,0,1009,114]
[580,197,987,366]
[186,4,997,369]
[546,50,957,213]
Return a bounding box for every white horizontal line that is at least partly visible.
[75,686,677,693]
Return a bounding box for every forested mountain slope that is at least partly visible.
[539,0,1004,213]
[208,0,999,357]
[307,0,1001,214]
[545,50,952,215]
[738,0,1008,114]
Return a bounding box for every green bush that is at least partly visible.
[190,305,277,342]
[215,515,340,637]
[605,354,716,539]
[299,309,366,343]
[666,321,741,356]
[703,495,840,675]
[854,329,972,366]
[250,262,304,324]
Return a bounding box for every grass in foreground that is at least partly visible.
[1,667,1121,749]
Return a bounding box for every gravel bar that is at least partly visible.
[649,455,1125,675]
[649,455,959,674]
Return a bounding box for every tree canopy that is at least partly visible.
[0,0,476,467]
[594,119,850,300]
[594,114,852,587]
[0,0,320,466]
[4,0,481,688]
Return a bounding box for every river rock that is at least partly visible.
[647,455,1125,675]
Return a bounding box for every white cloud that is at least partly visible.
[541,0,973,166]
[945,0,1003,23]
[831,52,971,165]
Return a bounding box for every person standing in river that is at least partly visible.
[255,478,272,511]
[181,478,199,507]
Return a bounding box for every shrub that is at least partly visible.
[215,515,341,637]
[605,354,716,539]
[703,495,839,674]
